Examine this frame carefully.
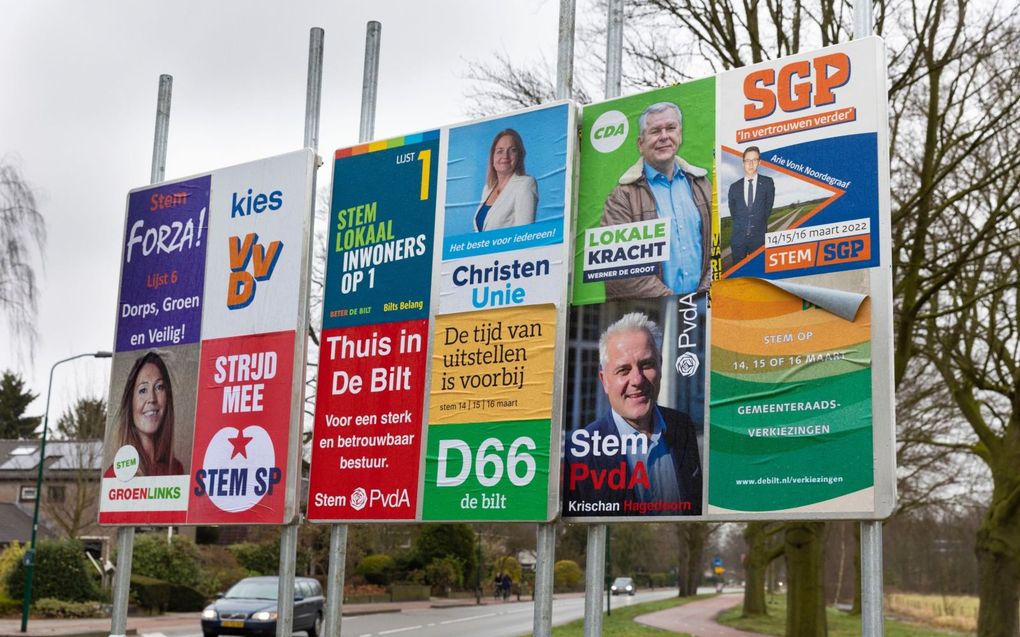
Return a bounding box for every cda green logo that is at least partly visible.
[590,110,629,153]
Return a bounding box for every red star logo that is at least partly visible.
[227,428,254,459]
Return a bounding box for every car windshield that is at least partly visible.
[225,580,278,600]
[612,578,632,586]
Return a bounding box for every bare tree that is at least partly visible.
[0,156,46,362]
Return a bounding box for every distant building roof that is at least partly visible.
[0,440,104,472]
[0,502,37,544]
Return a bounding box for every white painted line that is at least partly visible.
[379,626,422,635]
[439,612,497,625]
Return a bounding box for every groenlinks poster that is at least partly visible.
[562,37,895,522]
[306,102,574,522]
[99,150,315,526]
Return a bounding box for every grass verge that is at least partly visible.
[718,594,974,636]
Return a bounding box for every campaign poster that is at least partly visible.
[98,345,198,525]
[708,276,876,515]
[442,104,571,259]
[307,319,429,521]
[321,133,440,329]
[100,150,315,526]
[423,304,556,521]
[560,296,707,521]
[188,330,295,524]
[420,102,574,522]
[307,132,440,522]
[716,37,886,278]
[572,79,716,306]
[115,176,210,352]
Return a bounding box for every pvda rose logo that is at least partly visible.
[675,352,700,377]
[350,487,368,511]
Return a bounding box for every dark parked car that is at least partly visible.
[610,576,635,595]
[201,576,324,637]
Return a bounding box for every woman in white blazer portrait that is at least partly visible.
[474,128,538,231]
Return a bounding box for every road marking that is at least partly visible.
[439,612,497,625]
[379,626,422,635]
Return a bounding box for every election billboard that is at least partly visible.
[707,37,896,519]
[99,149,316,526]
[307,102,574,523]
[562,37,895,522]
[307,131,440,521]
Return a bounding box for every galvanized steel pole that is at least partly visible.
[861,521,884,636]
[110,74,173,637]
[854,1,874,43]
[583,524,607,637]
[534,4,577,633]
[533,524,556,637]
[359,21,382,144]
[605,0,624,99]
[276,26,326,637]
[852,4,884,635]
[582,4,623,636]
[324,22,381,637]
[555,0,576,100]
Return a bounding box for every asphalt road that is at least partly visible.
[143,589,679,637]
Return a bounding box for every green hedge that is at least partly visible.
[0,592,20,616]
[5,540,100,603]
[130,575,205,613]
[32,598,105,618]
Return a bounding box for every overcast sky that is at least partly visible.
[1,0,566,422]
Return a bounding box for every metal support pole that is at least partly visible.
[150,75,172,184]
[359,21,382,143]
[322,22,381,637]
[533,524,556,637]
[861,521,884,637]
[323,525,348,637]
[853,0,874,40]
[853,5,882,633]
[555,0,576,100]
[275,524,299,637]
[277,26,327,637]
[109,528,134,637]
[304,28,325,150]
[583,524,607,637]
[110,75,173,637]
[605,0,624,99]
[476,529,483,605]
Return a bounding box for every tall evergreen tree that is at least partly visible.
[55,397,107,440]
[0,370,40,439]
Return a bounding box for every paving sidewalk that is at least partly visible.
[0,596,530,637]
[634,593,771,637]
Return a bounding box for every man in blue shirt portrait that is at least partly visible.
[600,102,712,300]
[563,312,702,517]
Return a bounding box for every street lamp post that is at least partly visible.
[20,351,112,633]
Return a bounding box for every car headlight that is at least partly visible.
[251,611,278,622]
[202,609,218,620]
[626,585,633,591]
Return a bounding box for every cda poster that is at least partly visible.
[307,102,575,523]
[98,150,315,526]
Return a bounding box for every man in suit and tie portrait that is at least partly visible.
[727,146,775,263]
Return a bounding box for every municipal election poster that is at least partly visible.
[716,37,885,279]
[99,150,315,526]
[708,275,877,515]
[307,132,440,521]
[307,102,574,523]
[572,79,715,306]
